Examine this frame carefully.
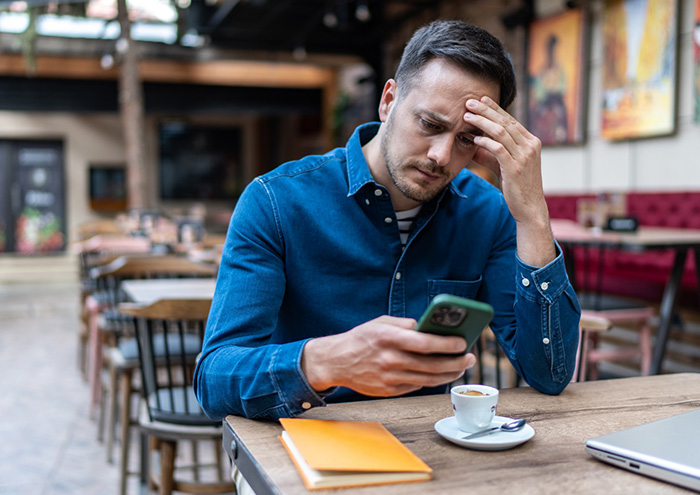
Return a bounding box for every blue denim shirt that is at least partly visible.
[194,123,581,421]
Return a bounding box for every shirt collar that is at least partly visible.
[346,122,381,197]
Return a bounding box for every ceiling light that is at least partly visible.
[355,1,370,22]
[323,11,338,28]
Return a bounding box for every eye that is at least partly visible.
[458,134,475,146]
[419,118,440,131]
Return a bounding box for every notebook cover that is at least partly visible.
[279,418,433,474]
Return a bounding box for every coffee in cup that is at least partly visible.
[450,384,499,432]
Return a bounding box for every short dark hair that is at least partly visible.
[395,20,517,109]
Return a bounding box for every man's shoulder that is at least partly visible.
[257,148,347,185]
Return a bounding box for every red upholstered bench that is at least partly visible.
[546,191,700,308]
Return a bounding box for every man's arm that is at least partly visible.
[477,208,580,393]
[194,179,475,421]
[464,97,581,391]
[464,96,556,268]
[194,179,313,420]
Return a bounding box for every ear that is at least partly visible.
[377,79,398,122]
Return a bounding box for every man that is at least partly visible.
[194,20,580,422]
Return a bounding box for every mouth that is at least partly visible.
[414,166,445,182]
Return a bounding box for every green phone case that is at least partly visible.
[416,294,494,350]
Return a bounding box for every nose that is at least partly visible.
[426,135,453,167]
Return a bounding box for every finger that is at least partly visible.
[383,360,475,389]
[468,96,531,147]
[390,328,469,355]
[400,350,474,374]
[465,113,518,159]
[374,315,417,330]
[344,352,473,397]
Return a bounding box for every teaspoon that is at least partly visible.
[461,418,527,440]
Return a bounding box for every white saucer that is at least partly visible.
[434,415,535,451]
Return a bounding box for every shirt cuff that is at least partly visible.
[270,339,331,416]
[515,241,569,303]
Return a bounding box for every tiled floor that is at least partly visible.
[0,278,127,495]
[0,258,228,495]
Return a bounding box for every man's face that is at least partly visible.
[377,58,500,206]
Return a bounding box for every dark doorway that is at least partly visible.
[0,140,66,254]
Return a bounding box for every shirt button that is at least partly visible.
[374,189,383,196]
[365,199,370,205]
[384,217,393,224]
[301,402,312,410]
[521,278,530,287]
[542,338,550,345]
[540,282,549,291]
[395,272,401,280]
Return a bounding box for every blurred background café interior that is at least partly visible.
[1,0,700,493]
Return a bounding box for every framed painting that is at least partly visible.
[526,9,587,146]
[694,0,700,122]
[601,0,679,140]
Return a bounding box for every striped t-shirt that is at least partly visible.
[395,205,422,247]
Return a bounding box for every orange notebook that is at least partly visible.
[278,418,433,490]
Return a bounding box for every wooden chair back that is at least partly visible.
[90,254,217,280]
[119,298,215,426]
[77,219,123,240]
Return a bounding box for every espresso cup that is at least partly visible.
[450,384,499,432]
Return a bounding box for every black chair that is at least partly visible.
[119,298,235,495]
[86,254,217,495]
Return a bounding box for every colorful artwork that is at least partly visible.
[527,9,587,145]
[15,206,65,253]
[694,0,700,122]
[601,0,678,140]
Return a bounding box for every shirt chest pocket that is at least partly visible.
[427,278,482,305]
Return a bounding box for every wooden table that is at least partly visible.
[224,374,700,495]
[551,220,700,375]
[120,277,216,305]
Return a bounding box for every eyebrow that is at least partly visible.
[421,109,485,137]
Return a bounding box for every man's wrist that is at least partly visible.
[515,215,556,267]
[301,337,335,392]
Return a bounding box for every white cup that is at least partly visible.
[450,384,499,432]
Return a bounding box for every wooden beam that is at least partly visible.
[0,54,336,89]
[0,54,118,80]
[141,59,335,88]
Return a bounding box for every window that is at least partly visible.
[89,165,127,211]
[159,122,243,201]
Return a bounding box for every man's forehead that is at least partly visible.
[404,58,502,104]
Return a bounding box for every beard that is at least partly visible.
[380,117,451,204]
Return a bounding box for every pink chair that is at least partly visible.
[575,304,654,381]
[574,313,611,382]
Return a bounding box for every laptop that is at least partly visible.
[585,409,700,492]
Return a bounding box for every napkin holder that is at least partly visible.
[605,216,638,232]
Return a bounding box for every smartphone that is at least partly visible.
[416,294,494,352]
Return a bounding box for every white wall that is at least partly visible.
[538,0,700,193]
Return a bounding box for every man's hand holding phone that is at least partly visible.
[415,294,494,353]
[301,313,475,398]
